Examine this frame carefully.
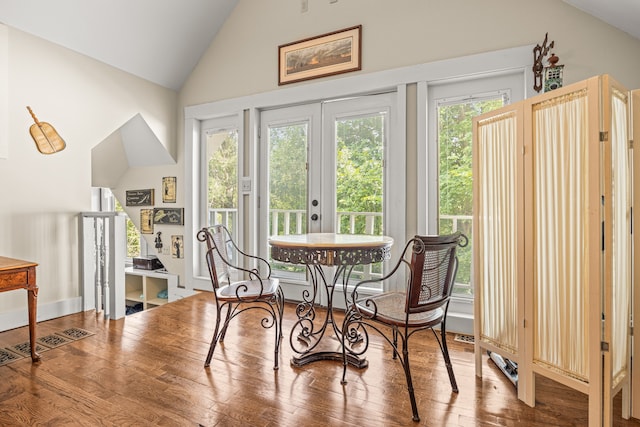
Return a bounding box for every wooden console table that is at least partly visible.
[0,256,40,362]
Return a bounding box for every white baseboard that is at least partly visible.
[446,311,474,336]
[0,297,84,333]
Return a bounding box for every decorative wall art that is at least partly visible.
[153,208,184,225]
[278,25,361,85]
[171,235,184,259]
[126,189,155,206]
[140,209,154,234]
[162,176,177,203]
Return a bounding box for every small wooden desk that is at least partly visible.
[0,256,40,362]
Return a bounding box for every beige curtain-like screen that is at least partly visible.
[611,89,630,387]
[476,111,518,353]
[532,90,589,381]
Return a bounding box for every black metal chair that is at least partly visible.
[341,232,467,422]
[196,224,284,369]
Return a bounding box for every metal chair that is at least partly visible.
[197,224,284,369]
[341,232,467,422]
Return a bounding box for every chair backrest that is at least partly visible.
[406,232,465,314]
[197,225,233,289]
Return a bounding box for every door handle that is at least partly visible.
[311,214,319,221]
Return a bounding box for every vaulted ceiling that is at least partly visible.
[0,0,637,91]
[0,0,238,90]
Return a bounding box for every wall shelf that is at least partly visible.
[125,267,178,310]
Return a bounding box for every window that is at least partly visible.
[437,95,506,296]
[205,127,238,231]
[115,198,140,259]
[427,72,524,302]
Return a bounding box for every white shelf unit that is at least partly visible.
[125,267,178,310]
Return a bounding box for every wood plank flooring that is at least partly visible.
[0,292,638,426]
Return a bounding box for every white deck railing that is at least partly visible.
[207,208,472,287]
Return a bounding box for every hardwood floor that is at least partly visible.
[0,292,638,426]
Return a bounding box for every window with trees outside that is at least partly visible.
[437,95,507,297]
[205,127,238,236]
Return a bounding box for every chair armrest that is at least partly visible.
[349,237,419,301]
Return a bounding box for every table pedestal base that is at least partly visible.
[291,351,368,369]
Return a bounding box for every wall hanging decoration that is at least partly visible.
[153,208,184,225]
[162,177,177,203]
[543,53,564,92]
[154,231,163,252]
[26,106,66,154]
[140,209,154,234]
[171,235,183,258]
[532,33,554,93]
[278,25,361,85]
[125,189,155,206]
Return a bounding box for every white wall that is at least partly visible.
[180,0,640,106]
[0,26,177,328]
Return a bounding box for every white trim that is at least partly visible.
[185,45,535,120]
[0,297,84,333]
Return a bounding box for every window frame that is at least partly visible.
[184,46,536,309]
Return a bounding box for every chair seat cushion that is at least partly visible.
[355,291,444,327]
[217,278,279,300]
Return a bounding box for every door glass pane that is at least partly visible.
[336,113,385,282]
[268,122,308,276]
[437,96,505,297]
[206,129,238,234]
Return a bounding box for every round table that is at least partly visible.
[268,233,393,367]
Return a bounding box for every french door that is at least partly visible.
[259,93,397,300]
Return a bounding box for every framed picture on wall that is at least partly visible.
[278,25,362,85]
[171,235,184,258]
[162,176,177,203]
[153,208,184,225]
[126,189,154,206]
[140,209,154,234]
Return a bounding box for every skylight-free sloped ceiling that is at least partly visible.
[91,113,175,188]
[0,0,238,90]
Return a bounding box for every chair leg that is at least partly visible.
[438,326,458,393]
[273,294,284,370]
[402,342,420,422]
[204,306,223,368]
[219,305,233,342]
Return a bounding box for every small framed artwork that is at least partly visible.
[278,25,361,85]
[126,189,154,206]
[140,209,154,234]
[171,235,184,259]
[153,208,184,225]
[162,176,177,203]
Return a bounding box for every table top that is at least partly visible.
[268,233,393,266]
[0,256,38,271]
[268,233,393,249]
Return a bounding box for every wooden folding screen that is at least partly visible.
[632,89,640,420]
[473,75,632,427]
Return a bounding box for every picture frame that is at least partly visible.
[140,209,154,234]
[162,176,177,203]
[278,25,361,85]
[153,207,184,225]
[126,189,154,206]
[171,235,184,259]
